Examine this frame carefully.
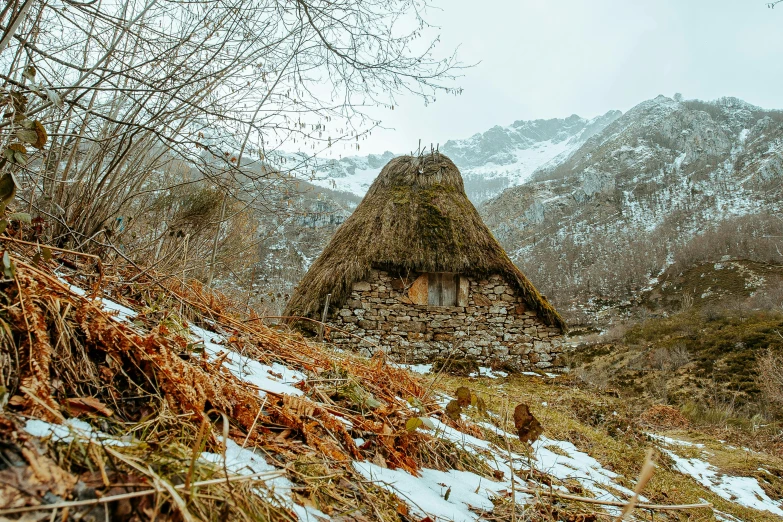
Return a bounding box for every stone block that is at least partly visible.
[353,281,371,292]
[533,340,550,353]
[473,294,492,307]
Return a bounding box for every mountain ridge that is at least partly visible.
[481,94,783,323]
[308,110,622,204]
[256,95,783,325]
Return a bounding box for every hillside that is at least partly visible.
[480,96,783,324]
[253,111,621,311]
[1,240,782,521]
[307,112,621,204]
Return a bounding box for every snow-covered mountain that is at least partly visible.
[257,95,783,323]
[308,111,621,204]
[482,95,783,322]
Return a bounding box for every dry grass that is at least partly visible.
[0,239,484,520]
[3,236,783,520]
[757,347,783,408]
[426,372,783,522]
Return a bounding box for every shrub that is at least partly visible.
[756,348,783,411]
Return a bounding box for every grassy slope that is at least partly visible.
[433,372,783,521]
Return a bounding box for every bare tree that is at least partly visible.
[0,0,461,281]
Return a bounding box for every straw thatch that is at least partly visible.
[284,153,566,331]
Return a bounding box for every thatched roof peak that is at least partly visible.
[365,154,464,193]
[284,153,566,331]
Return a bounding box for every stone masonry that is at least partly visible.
[328,269,564,370]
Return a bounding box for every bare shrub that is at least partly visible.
[575,364,612,391]
[669,344,691,369]
[672,213,783,270]
[700,304,725,322]
[756,348,783,410]
[648,344,690,372]
[649,348,671,371]
[601,322,629,342]
[747,283,783,312]
[645,371,670,402]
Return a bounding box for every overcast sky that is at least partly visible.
[347,0,782,155]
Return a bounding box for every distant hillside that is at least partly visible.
[307,111,621,204]
[255,96,783,322]
[481,95,783,324]
[254,111,622,310]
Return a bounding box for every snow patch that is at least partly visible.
[354,462,509,522]
[660,448,783,516]
[200,439,330,521]
[190,325,305,396]
[24,418,132,446]
[393,362,433,374]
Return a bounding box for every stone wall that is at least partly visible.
[328,269,564,370]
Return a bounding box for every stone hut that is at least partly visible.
[284,154,567,371]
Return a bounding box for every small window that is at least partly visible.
[428,273,457,306]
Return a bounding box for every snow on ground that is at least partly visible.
[651,435,783,517]
[471,367,508,379]
[392,362,432,374]
[437,418,635,504]
[59,280,307,399]
[201,439,329,521]
[646,433,705,449]
[23,419,326,521]
[392,363,509,379]
[189,324,305,397]
[362,414,644,519]
[354,462,512,522]
[664,450,783,516]
[24,418,132,447]
[531,436,639,504]
[60,278,137,322]
[474,421,638,504]
[521,371,558,379]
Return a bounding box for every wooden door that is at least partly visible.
[428,273,457,306]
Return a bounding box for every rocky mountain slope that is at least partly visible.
[253,112,621,311]
[481,95,783,324]
[309,111,621,204]
[256,95,783,324]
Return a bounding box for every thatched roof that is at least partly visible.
[284,154,566,331]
